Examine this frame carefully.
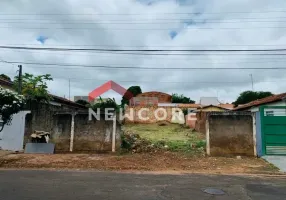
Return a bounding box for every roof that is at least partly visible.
[218,103,234,110]
[200,104,229,110]
[234,92,286,110]
[177,104,201,108]
[50,94,87,109]
[0,78,13,87]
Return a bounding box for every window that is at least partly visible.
[265,111,274,116]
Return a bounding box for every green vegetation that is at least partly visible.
[92,97,119,111]
[233,90,273,107]
[171,93,195,104]
[123,123,206,153]
[14,73,53,102]
[75,99,90,107]
[0,86,25,132]
[121,86,142,106]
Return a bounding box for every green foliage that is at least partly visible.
[75,99,90,107]
[182,108,189,116]
[171,93,195,104]
[0,86,25,132]
[14,73,53,102]
[233,90,273,107]
[0,74,11,82]
[92,97,119,111]
[121,86,142,106]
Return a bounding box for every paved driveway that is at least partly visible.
[0,170,285,200]
[263,156,286,172]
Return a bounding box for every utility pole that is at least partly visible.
[250,74,254,91]
[68,79,71,101]
[18,65,22,94]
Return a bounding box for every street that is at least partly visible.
[0,170,285,200]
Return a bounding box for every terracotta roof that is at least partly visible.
[177,104,201,108]
[234,92,286,110]
[218,103,234,110]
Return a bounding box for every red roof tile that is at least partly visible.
[234,93,286,110]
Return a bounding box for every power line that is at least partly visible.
[2,26,286,30]
[1,20,286,25]
[1,46,286,52]
[2,60,286,70]
[1,10,286,15]
[3,48,286,56]
[1,17,286,21]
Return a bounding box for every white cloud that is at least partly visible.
[1,0,286,103]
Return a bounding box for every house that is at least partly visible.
[197,105,230,112]
[234,92,286,112]
[0,78,14,90]
[234,92,286,156]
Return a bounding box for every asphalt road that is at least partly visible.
[0,170,285,200]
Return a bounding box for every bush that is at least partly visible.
[0,86,25,131]
[92,97,119,111]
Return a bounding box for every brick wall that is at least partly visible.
[136,92,172,103]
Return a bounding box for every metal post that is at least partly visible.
[68,79,71,101]
[250,74,254,91]
[70,113,75,152]
[112,114,116,152]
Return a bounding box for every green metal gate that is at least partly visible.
[260,106,286,155]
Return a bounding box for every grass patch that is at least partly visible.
[123,123,206,153]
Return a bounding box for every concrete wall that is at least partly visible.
[24,103,121,152]
[0,111,30,151]
[207,112,254,156]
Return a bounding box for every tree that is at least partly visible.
[121,86,142,106]
[0,86,25,132]
[233,90,273,107]
[0,74,11,82]
[75,99,90,107]
[171,93,195,104]
[14,73,53,102]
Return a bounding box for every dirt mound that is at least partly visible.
[121,131,163,153]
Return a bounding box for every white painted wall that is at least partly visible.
[0,111,30,151]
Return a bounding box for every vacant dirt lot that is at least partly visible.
[0,152,281,175]
[123,123,205,152]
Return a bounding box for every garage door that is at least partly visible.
[260,106,286,155]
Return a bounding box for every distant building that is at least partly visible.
[200,97,220,106]
[0,78,14,91]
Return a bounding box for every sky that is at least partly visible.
[1,0,286,103]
